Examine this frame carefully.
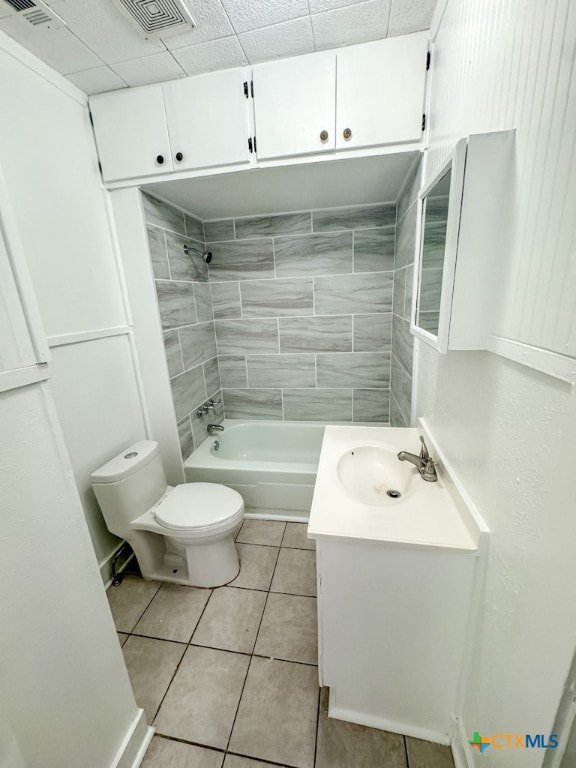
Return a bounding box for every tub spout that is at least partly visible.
[207,423,224,435]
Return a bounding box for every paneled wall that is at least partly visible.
[391,159,420,426]
[207,205,395,424]
[418,0,576,762]
[142,193,223,461]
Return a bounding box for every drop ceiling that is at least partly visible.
[142,151,419,220]
[0,0,436,95]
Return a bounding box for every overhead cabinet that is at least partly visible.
[253,32,428,162]
[90,69,253,183]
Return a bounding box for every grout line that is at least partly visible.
[313,683,322,768]
[404,734,410,768]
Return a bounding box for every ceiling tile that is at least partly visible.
[388,0,436,36]
[220,0,309,34]
[49,0,166,65]
[240,17,314,64]
[164,0,234,50]
[0,15,102,74]
[66,66,126,95]
[308,0,365,12]
[311,0,391,51]
[111,52,186,86]
[171,36,247,76]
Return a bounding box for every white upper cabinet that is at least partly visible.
[90,86,173,182]
[253,52,336,161]
[336,32,428,151]
[164,69,252,172]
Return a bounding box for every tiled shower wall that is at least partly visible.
[143,192,419,458]
[142,193,224,462]
[391,160,420,427]
[205,205,395,424]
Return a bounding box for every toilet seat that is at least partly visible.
[155,483,244,532]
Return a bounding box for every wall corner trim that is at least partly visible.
[109,709,154,768]
[488,335,576,386]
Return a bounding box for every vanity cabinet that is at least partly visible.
[253,32,428,162]
[90,85,173,182]
[90,69,253,183]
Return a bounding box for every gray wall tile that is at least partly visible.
[405,265,414,321]
[194,283,213,323]
[353,389,390,422]
[313,204,396,232]
[208,240,275,282]
[180,323,217,369]
[283,389,352,422]
[279,315,352,353]
[274,232,353,277]
[353,313,392,351]
[390,394,408,427]
[393,268,406,317]
[163,331,183,378]
[147,224,169,279]
[314,272,393,315]
[205,219,235,242]
[222,389,283,420]
[155,281,197,330]
[171,366,207,421]
[392,316,414,376]
[219,356,248,388]
[185,214,204,242]
[317,352,390,389]
[235,213,311,239]
[177,416,195,461]
[203,357,221,396]
[166,230,209,283]
[241,278,314,318]
[142,193,185,235]
[397,158,422,223]
[395,203,417,270]
[354,228,395,272]
[211,282,241,320]
[215,319,279,355]
[247,355,316,388]
[391,353,412,425]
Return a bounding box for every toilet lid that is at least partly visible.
[155,483,243,530]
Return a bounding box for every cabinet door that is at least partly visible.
[336,32,428,151]
[164,70,252,172]
[90,86,173,182]
[253,52,336,160]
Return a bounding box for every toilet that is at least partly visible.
[91,440,244,587]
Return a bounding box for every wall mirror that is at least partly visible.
[412,139,467,352]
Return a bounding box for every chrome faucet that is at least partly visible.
[207,423,224,435]
[397,435,438,482]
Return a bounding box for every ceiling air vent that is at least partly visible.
[1,0,67,29]
[114,0,195,39]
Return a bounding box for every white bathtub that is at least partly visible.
[184,420,325,521]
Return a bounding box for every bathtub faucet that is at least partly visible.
[207,424,224,435]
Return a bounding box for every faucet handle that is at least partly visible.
[419,435,430,460]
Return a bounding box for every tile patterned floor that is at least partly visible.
[107,520,455,768]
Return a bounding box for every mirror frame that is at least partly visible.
[411,139,467,353]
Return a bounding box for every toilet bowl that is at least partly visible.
[91,440,244,587]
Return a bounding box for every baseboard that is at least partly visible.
[451,716,474,768]
[110,708,154,768]
[328,702,451,746]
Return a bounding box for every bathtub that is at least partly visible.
[184,420,325,521]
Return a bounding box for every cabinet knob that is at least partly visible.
[320,130,329,143]
[343,128,352,141]
[156,154,165,165]
[175,152,183,162]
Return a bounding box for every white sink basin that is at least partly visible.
[337,445,413,506]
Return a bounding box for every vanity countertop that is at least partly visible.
[308,425,480,552]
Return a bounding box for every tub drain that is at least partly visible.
[387,489,401,499]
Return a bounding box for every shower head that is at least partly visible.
[183,243,213,264]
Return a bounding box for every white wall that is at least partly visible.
[419,1,576,766]
[0,382,147,768]
[0,33,148,580]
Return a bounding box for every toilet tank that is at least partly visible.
[91,440,168,538]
